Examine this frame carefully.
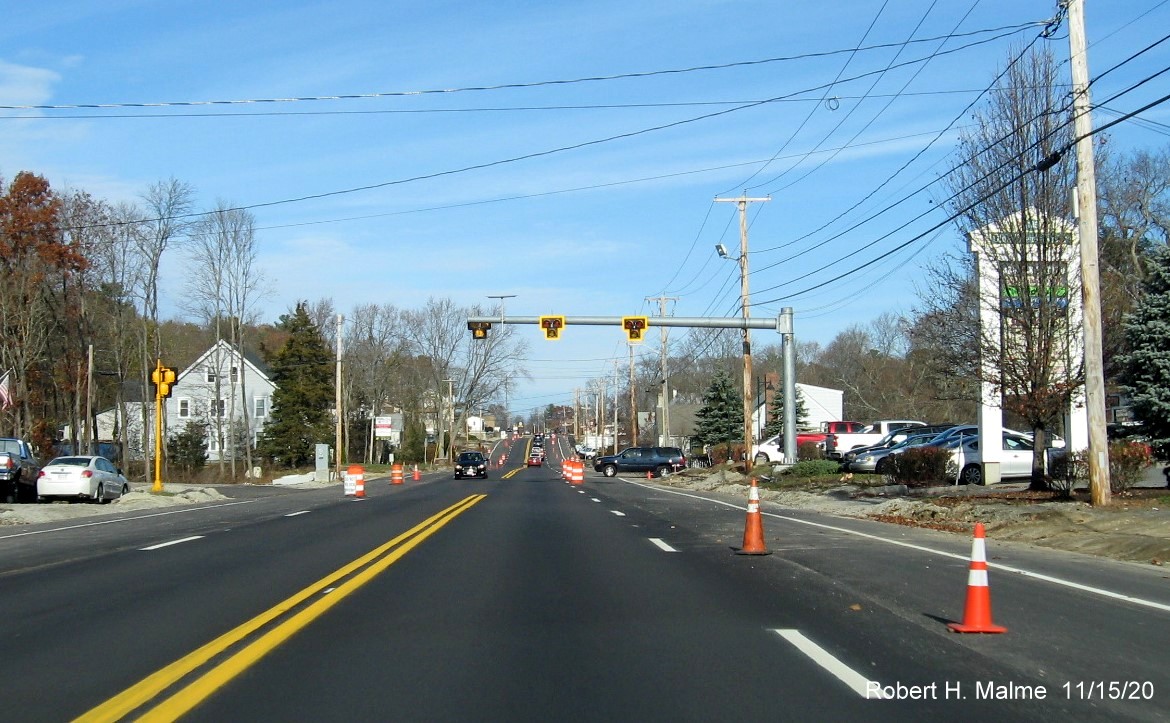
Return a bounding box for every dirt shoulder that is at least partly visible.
[658,467,1170,567]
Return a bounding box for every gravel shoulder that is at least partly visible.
[657,467,1170,567]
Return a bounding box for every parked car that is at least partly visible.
[824,420,928,459]
[575,446,598,460]
[36,455,130,503]
[945,432,1040,485]
[839,424,957,467]
[1,437,41,503]
[593,447,686,478]
[454,451,488,479]
[845,433,943,474]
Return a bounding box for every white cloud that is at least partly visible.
[0,59,60,106]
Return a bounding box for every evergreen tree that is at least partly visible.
[761,386,809,439]
[167,420,208,474]
[257,303,335,468]
[400,416,426,464]
[1119,245,1170,459]
[693,370,741,447]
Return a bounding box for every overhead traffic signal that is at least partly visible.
[467,321,492,340]
[621,316,648,343]
[539,315,565,340]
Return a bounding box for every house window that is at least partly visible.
[254,396,267,418]
[213,399,227,417]
[230,366,239,383]
[178,398,191,418]
[208,435,219,453]
[206,366,217,383]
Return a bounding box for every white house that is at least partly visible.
[87,341,276,462]
[169,340,276,461]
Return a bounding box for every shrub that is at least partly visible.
[783,459,841,478]
[708,443,747,465]
[887,446,952,488]
[168,420,208,474]
[1110,440,1153,494]
[797,441,823,460]
[1047,448,1087,497]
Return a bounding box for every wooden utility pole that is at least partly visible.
[647,296,677,446]
[1067,0,1110,506]
[335,314,344,481]
[715,194,770,465]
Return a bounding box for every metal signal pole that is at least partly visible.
[647,296,677,446]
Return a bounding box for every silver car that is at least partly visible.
[846,433,941,474]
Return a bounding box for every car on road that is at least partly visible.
[36,455,130,503]
[454,451,488,479]
[526,453,543,467]
[593,447,686,478]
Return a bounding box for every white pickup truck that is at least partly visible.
[824,420,927,459]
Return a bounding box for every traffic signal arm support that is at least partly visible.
[466,315,786,331]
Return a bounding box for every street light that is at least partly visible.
[715,243,730,258]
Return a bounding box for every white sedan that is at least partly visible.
[945,433,1038,485]
[37,456,131,503]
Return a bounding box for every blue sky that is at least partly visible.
[3,1,1169,418]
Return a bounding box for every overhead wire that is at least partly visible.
[1,22,1048,112]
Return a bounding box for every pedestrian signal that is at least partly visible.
[622,316,648,343]
[539,316,565,340]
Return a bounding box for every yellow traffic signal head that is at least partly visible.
[622,316,648,343]
[539,315,565,340]
[467,321,491,340]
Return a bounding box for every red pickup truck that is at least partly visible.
[797,421,866,448]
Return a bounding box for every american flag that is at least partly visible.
[0,370,13,409]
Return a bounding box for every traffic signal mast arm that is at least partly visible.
[466,315,791,332]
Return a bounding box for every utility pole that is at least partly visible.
[628,344,638,445]
[613,362,620,454]
[1067,0,1110,506]
[85,344,94,455]
[647,296,677,446]
[715,193,770,465]
[335,314,344,481]
[574,388,581,439]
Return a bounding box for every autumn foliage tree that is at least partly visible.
[0,172,87,444]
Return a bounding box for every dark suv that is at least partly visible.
[454,451,488,479]
[593,447,686,478]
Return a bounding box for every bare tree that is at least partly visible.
[185,203,264,478]
[135,178,193,476]
[921,47,1080,488]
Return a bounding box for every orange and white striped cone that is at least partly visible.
[412,464,421,482]
[734,478,771,555]
[948,522,1007,633]
[349,464,365,499]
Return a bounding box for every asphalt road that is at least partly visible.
[1,437,1166,722]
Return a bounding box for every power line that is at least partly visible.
[1,22,1046,111]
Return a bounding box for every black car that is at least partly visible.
[454,451,488,479]
[593,447,686,478]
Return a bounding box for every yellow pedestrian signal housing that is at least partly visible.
[467,321,492,340]
[539,315,565,340]
[622,316,648,343]
[151,365,177,399]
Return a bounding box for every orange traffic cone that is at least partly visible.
[734,478,771,555]
[948,522,1007,633]
[412,464,421,482]
[646,470,653,480]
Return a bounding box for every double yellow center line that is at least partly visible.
[76,494,486,722]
